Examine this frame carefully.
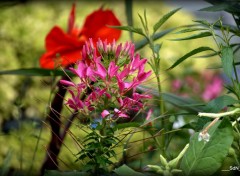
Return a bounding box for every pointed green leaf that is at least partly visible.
[167,47,214,70]
[193,20,210,26]
[124,0,134,41]
[0,68,74,77]
[135,28,176,51]
[180,118,234,176]
[170,32,212,41]
[110,25,144,36]
[199,3,238,13]
[114,164,145,176]
[153,8,181,33]
[193,51,219,58]
[161,92,206,113]
[205,95,238,113]
[221,46,234,78]
[137,85,205,113]
[153,43,162,57]
[174,28,208,34]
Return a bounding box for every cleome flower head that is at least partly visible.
[61,39,152,120]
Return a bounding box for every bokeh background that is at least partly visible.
[0,0,233,175]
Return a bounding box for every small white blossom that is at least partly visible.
[198,131,210,143]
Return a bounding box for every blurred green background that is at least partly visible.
[0,0,223,175]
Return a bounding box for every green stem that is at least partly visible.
[233,62,239,85]
[198,108,240,118]
[147,36,166,155]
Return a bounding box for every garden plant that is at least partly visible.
[0,0,240,176]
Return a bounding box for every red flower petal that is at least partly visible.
[45,26,80,51]
[80,8,121,42]
[40,5,121,69]
[67,3,76,33]
[39,46,83,68]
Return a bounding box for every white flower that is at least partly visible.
[198,131,210,143]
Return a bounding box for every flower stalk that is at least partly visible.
[198,108,240,118]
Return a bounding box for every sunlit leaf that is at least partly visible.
[180,118,233,176]
[170,32,212,41]
[167,47,214,70]
[221,46,234,78]
[114,164,145,176]
[153,8,181,33]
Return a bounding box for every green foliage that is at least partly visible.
[153,8,181,33]
[205,95,239,113]
[0,150,12,176]
[167,47,214,70]
[221,46,234,78]
[170,32,212,41]
[114,164,144,176]
[180,118,234,176]
[76,123,119,174]
[1,1,240,175]
[44,170,90,176]
[161,92,205,113]
[146,144,189,175]
[112,26,145,36]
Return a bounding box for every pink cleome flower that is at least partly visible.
[60,39,152,119]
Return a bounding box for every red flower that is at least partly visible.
[40,4,121,69]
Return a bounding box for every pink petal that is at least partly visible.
[101,110,110,118]
[114,108,129,118]
[146,109,153,120]
[95,62,107,79]
[60,80,75,87]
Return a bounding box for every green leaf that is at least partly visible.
[205,95,238,113]
[193,20,210,27]
[116,122,141,129]
[221,46,234,78]
[199,3,238,13]
[135,28,176,51]
[153,8,181,33]
[193,51,219,58]
[170,32,212,41]
[44,170,90,176]
[0,149,12,176]
[114,164,145,176]
[137,85,205,113]
[0,68,74,77]
[161,92,205,113]
[180,118,234,176]
[167,47,214,70]
[124,0,134,41]
[153,43,162,58]
[174,28,208,34]
[110,25,145,36]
